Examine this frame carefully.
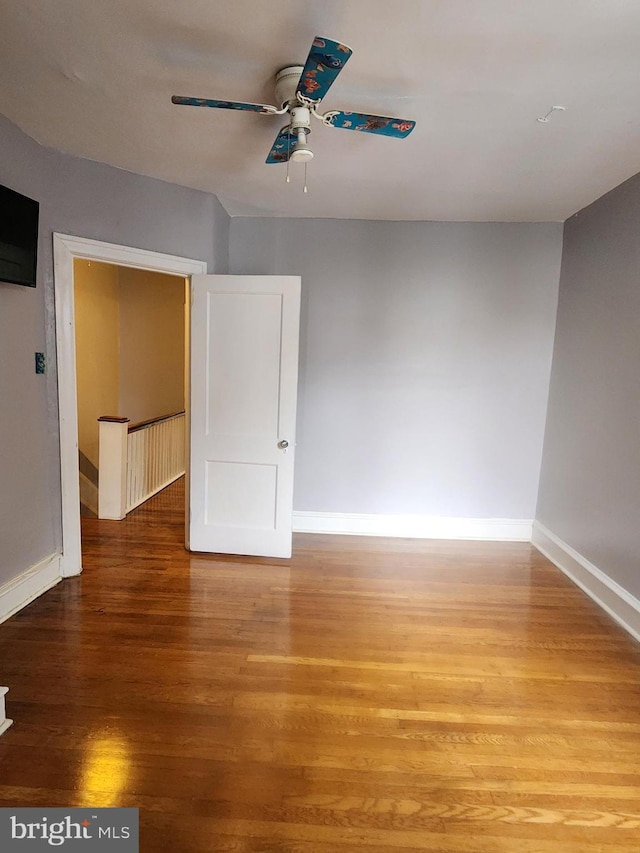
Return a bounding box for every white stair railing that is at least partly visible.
[126,411,186,512]
[98,411,185,519]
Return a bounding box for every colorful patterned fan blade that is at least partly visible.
[171,95,273,112]
[266,126,296,164]
[330,111,416,138]
[296,36,352,102]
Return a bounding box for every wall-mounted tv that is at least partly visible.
[0,183,39,287]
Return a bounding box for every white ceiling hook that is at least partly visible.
[537,105,566,123]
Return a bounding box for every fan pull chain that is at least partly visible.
[285,133,291,183]
[303,162,308,193]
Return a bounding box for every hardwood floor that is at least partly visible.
[1,478,640,851]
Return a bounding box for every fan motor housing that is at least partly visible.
[290,106,311,132]
[275,65,304,108]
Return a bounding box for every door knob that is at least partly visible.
[277,440,289,450]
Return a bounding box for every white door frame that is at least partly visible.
[53,233,207,578]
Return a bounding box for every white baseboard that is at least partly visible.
[293,512,533,541]
[0,687,12,737]
[0,553,63,626]
[532,521,640,643]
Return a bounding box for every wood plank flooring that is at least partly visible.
[1,478,640,851]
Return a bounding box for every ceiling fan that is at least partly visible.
[171,35,416,171]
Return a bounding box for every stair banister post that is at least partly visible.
[98,416,130,520]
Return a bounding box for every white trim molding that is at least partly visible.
[53,234,207,578]
[293,512,533,541]
[0,553,62,626]
[0,687,12,738]
[532,522,640,643]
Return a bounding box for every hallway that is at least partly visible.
[1,480,640,851]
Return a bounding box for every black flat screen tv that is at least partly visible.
[0,183,39,287]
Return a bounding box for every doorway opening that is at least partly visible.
[53,234,207,578]
[74,260,186,521]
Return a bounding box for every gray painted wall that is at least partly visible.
[537,172,640,599]
[0,113,229,587]
[230,218,563,518]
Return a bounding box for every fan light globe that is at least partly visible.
[290,127,313,163]
[291,143,314,163]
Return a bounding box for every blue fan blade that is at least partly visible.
[172,95,271,112]
[266,126,296,164]
[329,111,416,138]
[296,36,352,102]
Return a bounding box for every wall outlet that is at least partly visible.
[35,352,46,374]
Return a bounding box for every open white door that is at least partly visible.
[189,275,301,557]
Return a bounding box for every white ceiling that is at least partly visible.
[2,0,640,220]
